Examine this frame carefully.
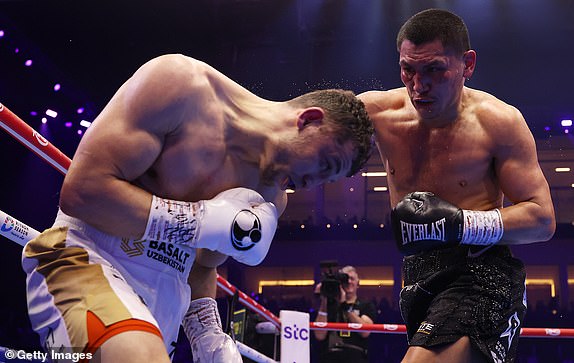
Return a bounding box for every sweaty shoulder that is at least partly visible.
[125,54,214,105]
[465,88,527,141]
[113,55,213,127]
[358,88,409,121]
[112,54,242,136]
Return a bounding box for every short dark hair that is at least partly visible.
[396,8,471,56]
[289,89,374,176]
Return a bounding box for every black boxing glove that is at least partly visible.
[391,192,504,255]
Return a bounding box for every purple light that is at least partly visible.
[65,122,72,128]
[41,117,47,124]
[14,48,19,53]
[25,59,33,67]
[76,107,84,114]
[30,111,38,116]
[0,30,4,38]
[77,129,83,135]
[54,84,61,91]
[544,126,551,131]
[561,119,573,127]
[565,129,570,134]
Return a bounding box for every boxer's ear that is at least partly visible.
[297,107,324,129]
[462,50,476,80]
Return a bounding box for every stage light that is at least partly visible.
[362,171,387,177]
[561,119,572,127]
[65,122,72,128]
[76,107,84,114]
[80,120,92,128]
[41,117,47,124]
[45,109,57,118]
[0,30,4,38]
[25,59,33,66]
[53,84,61,91]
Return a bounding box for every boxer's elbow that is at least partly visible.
[535,208,556,242]
[59,176,99,219]
[539,218,556,242]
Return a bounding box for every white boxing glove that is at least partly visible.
[183,297,242,363]
[143,187,278,266]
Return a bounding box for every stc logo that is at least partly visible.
[282,324,309,341]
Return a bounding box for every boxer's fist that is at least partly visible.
[196,188,278,266]
[145,188,278,266]
[391,192,503,255]
[183,297,242,363]
[391,192,463,255]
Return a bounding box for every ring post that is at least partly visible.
[280,310,310,363]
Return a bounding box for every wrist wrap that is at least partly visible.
[460,209,503,246]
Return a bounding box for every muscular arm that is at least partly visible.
[59,54,205,238]
[188,249,228,299]
[359,90,555,244]
[493,107,555,244]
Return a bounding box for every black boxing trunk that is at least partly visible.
[399,245,526,363]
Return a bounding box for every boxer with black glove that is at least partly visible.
[391,192,503,255]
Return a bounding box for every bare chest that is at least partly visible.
[135,125,260,201]
[377,123,496,204]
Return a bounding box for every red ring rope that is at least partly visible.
[0,103,70,174]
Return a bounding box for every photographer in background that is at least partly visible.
[313,265,376,363]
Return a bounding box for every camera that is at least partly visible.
[319,260,349,300]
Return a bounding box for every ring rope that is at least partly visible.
[0,103,70,174]
[1,102,574,339]
[217,275,281,328]
[236,341,278,363]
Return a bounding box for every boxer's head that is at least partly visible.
[397,8,470,57]
[288,89,374,177]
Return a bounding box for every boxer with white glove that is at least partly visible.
[183,297,242,363]
[391,192,504,255]
[143,187,278,266]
